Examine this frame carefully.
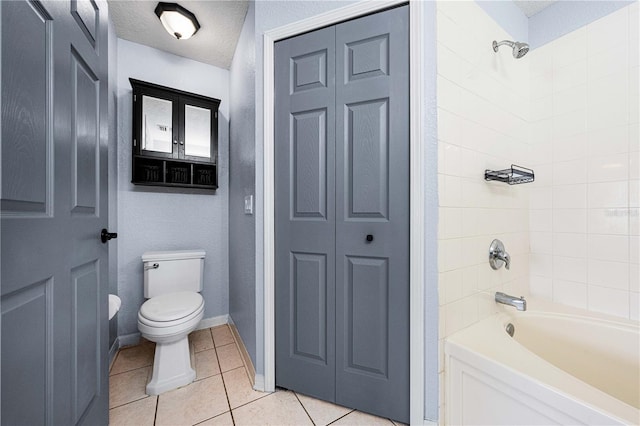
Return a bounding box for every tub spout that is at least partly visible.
[495,292,526,311]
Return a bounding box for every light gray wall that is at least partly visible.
[108,19,118,350]
[229,2,256,366]
[422,3,439,421]
[116,39,230,338]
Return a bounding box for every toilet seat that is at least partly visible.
[139,291,203,323]
[137,291,204,342]
[138,302,204,329]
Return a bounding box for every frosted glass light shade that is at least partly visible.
[155,2,200,40]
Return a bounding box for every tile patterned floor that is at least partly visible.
[109,325,406,426]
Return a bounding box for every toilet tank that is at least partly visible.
[142,250,205,298]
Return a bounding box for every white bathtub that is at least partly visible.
[445,300,640,425]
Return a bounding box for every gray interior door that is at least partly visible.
[1,1,110,425]
[275,6,409,423]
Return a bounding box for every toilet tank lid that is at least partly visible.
[142,250,206,262]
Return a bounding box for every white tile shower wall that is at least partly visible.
[436,1,530,420]
[528,3,639,320]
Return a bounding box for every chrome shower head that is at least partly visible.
[492,40,529,59]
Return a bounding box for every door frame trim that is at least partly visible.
[262,1,426,423]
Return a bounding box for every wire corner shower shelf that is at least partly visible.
[485,164,534,185]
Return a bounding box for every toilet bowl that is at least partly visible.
[137,250,206,395]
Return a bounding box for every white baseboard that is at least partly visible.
[109,338,121,369]
[229,322,256,387]
[253,374,265,392]
[196,314,229,330]
[117,315,229,349]
[118,332,141,348]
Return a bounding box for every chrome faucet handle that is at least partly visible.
[489,239,511,270]
[501,252,511,270]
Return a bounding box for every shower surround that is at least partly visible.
[436,0,638,421]
[527,3,639,320]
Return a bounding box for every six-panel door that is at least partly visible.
[275,6,409,423]
[1,0,110,424]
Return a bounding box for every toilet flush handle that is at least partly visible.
[144,263,159,270]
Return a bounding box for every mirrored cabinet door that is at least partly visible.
[180,97,217,161]
[142,95,174,155]
[184,104,211,158]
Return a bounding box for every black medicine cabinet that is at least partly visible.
[130,79,220,190]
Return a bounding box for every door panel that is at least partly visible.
[71,51,99,215]
[291,252,328,363]
[1,279,52,426]
[0,0,52,215]
[345,34,389,82]
[345,99,389,219]
[275,26,337,402]
[71,261,100,423]
[1,1,110,424]
[292,49,328,93]
[71,0,98,46]
[344,256,389,377]
[291,109,328,219]
[335,6,409,423]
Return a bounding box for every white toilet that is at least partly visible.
[137,250,206,395]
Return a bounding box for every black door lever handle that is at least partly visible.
[101,229,118,243]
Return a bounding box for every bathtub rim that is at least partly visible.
[445,302,639,425]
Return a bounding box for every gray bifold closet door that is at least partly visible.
[275,5,409,423]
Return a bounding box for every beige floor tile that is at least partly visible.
[295,392,353,425]
[110,344,155,375]
[211,326,235,347]
[222,367,266,409]
[155,375,229,426]
[189,329,214,352]
[109,367,151,408]
[392,422,408,426]
[330,410,395,425]
[233,390,313,426]
[211,324,236,347]
[195,348,221,380]
[216,343,243,372]
[196,411,234,426]
[108,396,157,426]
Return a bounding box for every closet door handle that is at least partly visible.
[366,234,374,242]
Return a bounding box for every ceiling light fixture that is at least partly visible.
[154,2,200,40]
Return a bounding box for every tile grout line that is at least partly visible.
[293,392,317,426]
[153,395,159,426]
[326,409,356,426]
[221,365,272,411]
[109,363,153,377]
[213,328,236,426]
[110,394,150,410]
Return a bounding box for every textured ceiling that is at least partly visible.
[514,0,557,17]
[108,0,249,69]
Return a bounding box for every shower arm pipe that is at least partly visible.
[493,40,515,50]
